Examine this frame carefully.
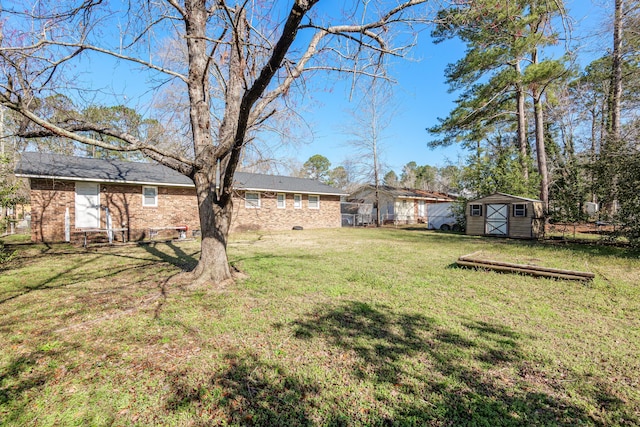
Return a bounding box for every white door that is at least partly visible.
[418,200,426,218]
[75,182,100,228]
[485,204,508,236]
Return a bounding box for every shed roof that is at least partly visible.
[469,192,542,203]
[15,152,348,196]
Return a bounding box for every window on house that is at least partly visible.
[470,204,482,216]
[513,203,527,217]
[308,195,320,209]
[294,194,302,209]
[245,192,261,208]
[277,193,286,209]
[142,186,158,207]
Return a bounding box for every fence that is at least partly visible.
[381,213,416,225]
[341,202,374,227]
[1,216,30,236]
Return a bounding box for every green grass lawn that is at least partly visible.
[1,228,639,426]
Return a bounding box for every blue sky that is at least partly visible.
[290,33,469,173]
[289,0,609,175]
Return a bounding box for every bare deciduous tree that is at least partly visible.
[0,0,429,285]
[342,80,395,226]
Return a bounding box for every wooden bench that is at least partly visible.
[76,228,128,247]
[148,226,188,240]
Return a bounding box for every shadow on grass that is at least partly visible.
[165,352,320,426]
[158,301,630,425]
[542,238,640,259]
[0,355,48,424]
[2,255,126,306]
[0,343,78,424]
[392,225,640,260]
[0,253,159,306]
[475,234,640,260]
[289,301,613,426]
[0,241,199,307]
[138,241,199,272]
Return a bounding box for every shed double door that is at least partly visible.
[485,204,508,236]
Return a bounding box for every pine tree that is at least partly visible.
[429,0,568,207]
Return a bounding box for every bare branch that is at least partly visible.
[1,98,194,173]
[50,40,188,82]
[165,0,187,19]
[251,0,428,123]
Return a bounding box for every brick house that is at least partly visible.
[15,152,347,243]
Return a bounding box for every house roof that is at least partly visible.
[15,152,348,196]
[352,184,455,202]
[470,192,542,203]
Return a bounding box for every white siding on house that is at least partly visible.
[395,199,414,222]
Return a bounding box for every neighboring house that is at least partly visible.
[349,185,455,225]
[465,193,544,239]
[14,152,348,243]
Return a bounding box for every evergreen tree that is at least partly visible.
[82,106,162,161]
[302,154,332,182]
[459,143,540,199]
[383,171,399,187]
[327,166,350,190]
[615,147,640,245]
[429,0,568,208]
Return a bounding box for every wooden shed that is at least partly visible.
[465,193,545,239]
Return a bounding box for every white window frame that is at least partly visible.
[513,203,527,217]
[245,192,261,209]
[277,193,286,209]
[308,194,320,209]
[294,194,302,209]
[142,186,158,207]
[470,204,482,217]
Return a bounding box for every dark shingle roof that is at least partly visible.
[15,152,347,196]
[233,172,347,195]
[355,184,455,201]
[15,152,194,186]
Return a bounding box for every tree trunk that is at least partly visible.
[610,0,623,141]
[590,106,598,204]
[532,87,549,209]
[515,63,529,181]
[530,46,549,211]
[184,0,233,285]
[373,127,381,227]
[189,171,234,285]
[600,0,624,213]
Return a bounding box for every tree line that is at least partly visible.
[427,0,640,242]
